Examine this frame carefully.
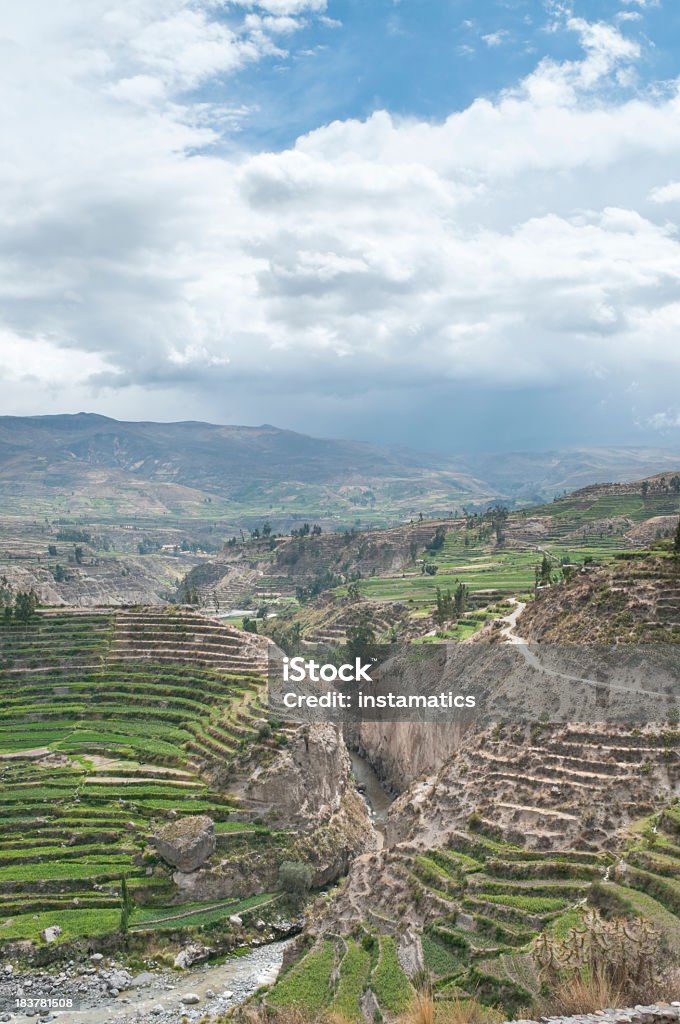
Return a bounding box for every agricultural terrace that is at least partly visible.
[0,607,294,946]
[334,486,680,623]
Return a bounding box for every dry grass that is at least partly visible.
[404,991,435,1024]
[542,967,625,1016]
[403,990,500,1024]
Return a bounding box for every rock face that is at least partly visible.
[246,724,352,827]
[153,815,216,872]
[351,721,466,793]
[174,943,212,969]
[173,786,372,904]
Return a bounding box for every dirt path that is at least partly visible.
[130,895,280,930]
[499,598,670,699]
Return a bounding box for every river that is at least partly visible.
[50,941,292,1024]
[349,750,395,850]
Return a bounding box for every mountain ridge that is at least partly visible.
[1,415,680,521]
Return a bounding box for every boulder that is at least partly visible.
[180,993,201,1005]
[106,969,132,992]
[153,816,216,873]
[40,926,62,943]
[174,943,212,969]
[228,914,243,927]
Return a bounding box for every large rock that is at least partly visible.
[246,724,351,827]
[40,925,62,943]
[174,943,212,969]
[153,815,216,872]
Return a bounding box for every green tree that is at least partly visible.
[74,545,84,565]
[426,526,447,553]
[453,582,468,617]
[435,587,454,625]
[278,860,312,901]
[14,589,38,623]
[346,615,377,662]
[119,874,133,934]
[673,517,680,558]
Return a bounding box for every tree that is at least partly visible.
[535,553,554,592]
[346,615,377,662]
[47,544,57,556]
[435,587,454,625]
[453,582,468,617]
[119,874,133,934]
[242,616,258,634]
[673,517,680,558]
[641,480,650,497]
[74,545,84,565]
[278,860,312,901]
[490,505,509,545]
[53,564,68,583]
[14,589,38,624]
[426,526,447,553]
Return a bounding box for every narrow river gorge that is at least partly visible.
[349,749,395,850]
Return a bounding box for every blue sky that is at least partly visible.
[2,0,680,454]
[220,0,678,149]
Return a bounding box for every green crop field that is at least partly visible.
[0,608,296,948]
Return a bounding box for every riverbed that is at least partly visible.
[349,750,394,849]
[18,941,292,1024]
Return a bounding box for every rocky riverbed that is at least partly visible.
[0,941,291,1024]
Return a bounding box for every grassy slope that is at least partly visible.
[0,609,293,946]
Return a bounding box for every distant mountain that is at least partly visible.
[0,415,679,524]
[0,414,491,523]
[449,446,680,504]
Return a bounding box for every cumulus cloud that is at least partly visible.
[1,1,680,441]
[649,181,680,203]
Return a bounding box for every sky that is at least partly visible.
[2,0,680,453]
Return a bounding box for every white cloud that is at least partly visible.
[229,0,327,14]
[648,410,680,430]
[482,31,509,48]
[2,5,680,431]
[649,181,680,203]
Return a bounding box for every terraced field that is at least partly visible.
[0,608,295,946]
[271,802,680,1019]
[270,932,413,1021]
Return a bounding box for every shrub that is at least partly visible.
[279,860,313,899]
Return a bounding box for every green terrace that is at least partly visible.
[0,608,298,947]
[399,811,680,1016]
[264,825,617,1019]
[269,933,413,1022]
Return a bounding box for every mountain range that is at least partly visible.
[1,413,680,523]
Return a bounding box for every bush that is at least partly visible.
[279,860,312,899]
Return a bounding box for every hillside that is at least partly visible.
[1,413,680,529]
[261,558,680,1022]
[0,607,369,962]
[0,413,490,525]
[187,469,680,647]
[2,471,680,1022]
